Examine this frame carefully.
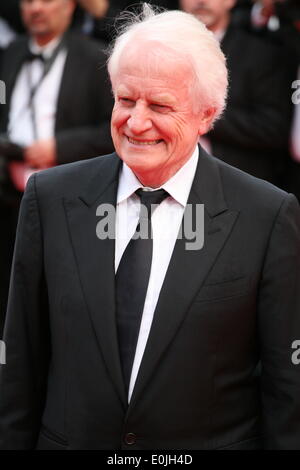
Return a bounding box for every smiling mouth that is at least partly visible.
[127,137,163,146]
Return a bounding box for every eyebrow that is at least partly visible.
[116,88,176,106]
[149,94,177,106]
[116,86,131,96]
[115,86,177,106]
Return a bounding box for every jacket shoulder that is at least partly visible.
[0,35,28,69]
[66,32,107,60]
[3,35,28,54]
[215,155,293,213]
[33,153,118,199]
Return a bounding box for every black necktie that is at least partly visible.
[25,51,45,63]
[116,188,169,392]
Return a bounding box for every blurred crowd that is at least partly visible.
[0,0,299,335]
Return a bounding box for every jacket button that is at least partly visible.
[124,433,136,445]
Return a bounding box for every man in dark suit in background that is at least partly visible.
[0,0,113,186]
[248,0,300,202]
[180,0,294,186]
[0,0,114,332]
[288,44,300,201]
[0,3,300,450]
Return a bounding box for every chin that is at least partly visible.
[124,156,152,171]
[126,155,160,173]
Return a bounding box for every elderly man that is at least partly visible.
[0,3,300,451]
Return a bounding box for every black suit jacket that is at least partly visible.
[0,147,300,449]
[208,26,295,186]
[0,31,114,203]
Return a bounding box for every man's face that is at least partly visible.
[110,42,211,187]
[180,0,236,31]
[20,0,74,40]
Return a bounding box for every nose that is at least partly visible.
[127,103,152,135]
[27,0,43,13]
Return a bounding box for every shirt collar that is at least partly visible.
[214,29,226,42]
[29,35,63,60]
[117,145,199,208]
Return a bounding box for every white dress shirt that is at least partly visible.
[8,35,67,146]
[115,146,199,402]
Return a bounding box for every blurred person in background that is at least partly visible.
[71,0,110,41]
[250,0,300,36]
[249,0,300,201]
[288,49,300,200]
[221,0,300,200]
[72,1,179,43]
[0,0,114,334]
[180,0,295,188]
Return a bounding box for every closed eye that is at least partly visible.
[119,97,135,106]
[150,103,171,113]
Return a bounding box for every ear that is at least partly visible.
[226,0,237,10]
[67,0,76,17]
[198,107,216,136]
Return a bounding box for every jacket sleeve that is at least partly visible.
[0,173,50,449]
[258,193,300,449]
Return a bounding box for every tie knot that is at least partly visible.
[25,51,45,63]
[136,188,168,216]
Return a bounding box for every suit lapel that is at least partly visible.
[64,154,127,407]
[129,147,239,409]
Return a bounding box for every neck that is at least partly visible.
[209,14,230,34]
[133,161,188,189]
[33,33,57,47]
[135,173,164,189]
[33,28,66,47]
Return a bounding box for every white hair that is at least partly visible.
[107,3,228,124]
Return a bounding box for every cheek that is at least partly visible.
[21,9,29,22]
[153,115,183,141]
[111,117,124,134]
[111,106,129,131]
[166,116,193,142]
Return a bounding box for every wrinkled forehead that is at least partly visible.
[113,39,197,87]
